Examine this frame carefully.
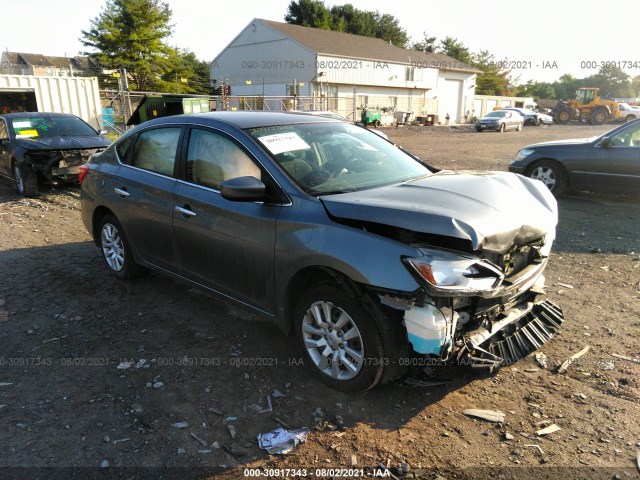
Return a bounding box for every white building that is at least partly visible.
[211,19,480,124]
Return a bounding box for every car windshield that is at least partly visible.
[10,116,97,139]
[487,111,507,118]
[248,122,431,195]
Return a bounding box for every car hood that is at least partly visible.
[526,137,598,148]
[13,136,110,151]
[319,171,558,254]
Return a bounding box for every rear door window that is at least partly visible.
[131,128,181,176]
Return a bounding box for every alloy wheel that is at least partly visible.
[301,300,364,380]
[530,165,557,190]
[101,223,126,271]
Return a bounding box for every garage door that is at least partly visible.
[440,79,462,123]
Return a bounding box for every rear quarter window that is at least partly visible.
[115,135,134,163]
[0,119,7,140]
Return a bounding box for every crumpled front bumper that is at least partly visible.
[462,299,564,369]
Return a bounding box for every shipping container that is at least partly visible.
[0,74,103,129]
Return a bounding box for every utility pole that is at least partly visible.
[120,67,132,127]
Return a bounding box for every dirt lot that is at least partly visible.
[0,123,638,480]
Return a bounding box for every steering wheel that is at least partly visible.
[328,157,365,178]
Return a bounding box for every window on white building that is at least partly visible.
[405,66,415,81]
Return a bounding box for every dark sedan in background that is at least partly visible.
[510,119,640,195]
[503,107,540,126]
[0,112,110,196]
[80,112,563,391]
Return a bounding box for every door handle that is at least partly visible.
[175,205,197,217]
[114,187,130,197]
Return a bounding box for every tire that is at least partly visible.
[527,160,567,196]
[625,114,636,122]
[476,128,483,132]
[589,108,608,125]
[374,119,381,127]
[98,214,140,280]
[294,284,389,392]
[13,163,38,197]
[516,122,523,131]
[554,109,572,124]
[498,123,506,132]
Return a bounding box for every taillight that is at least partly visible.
[78,164,89,185]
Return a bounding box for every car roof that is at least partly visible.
[0,112,79,119]
[142,111,341,129]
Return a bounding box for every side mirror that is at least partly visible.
[600,136,612,148]
[220,176,266,202]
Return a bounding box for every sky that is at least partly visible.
[4,0,640,85]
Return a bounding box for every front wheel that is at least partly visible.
[13,163,38,197]
[554,109,572,124]
[590,108,608,125]
[98,214,141,279]
[294,284,388,392]
[499,123,506,132]
[527,160,567,196]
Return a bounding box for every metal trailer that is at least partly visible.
[0,74,103,130]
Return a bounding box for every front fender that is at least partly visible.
[273,194,422,329]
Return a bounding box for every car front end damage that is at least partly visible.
[23,147,106,184]
[320,171,565,371]
[386,234,563,369]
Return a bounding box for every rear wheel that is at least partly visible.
[527,160,567,196]
[294,284,389,392]
[374,119,381,127]
[625,114,636,122]
[13,163,38,197]
[99,214,140,279]
[516,122,523,131]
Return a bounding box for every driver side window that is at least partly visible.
[610,123,640,147]
[186,128,261,190]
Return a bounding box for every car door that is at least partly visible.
[172,126,281,313]
[504,111,515,129]
[111,126,182,272]
[586,122,640,191]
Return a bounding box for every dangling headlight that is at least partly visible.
[404,248,504,296]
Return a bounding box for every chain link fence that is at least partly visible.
[99,91,359,136]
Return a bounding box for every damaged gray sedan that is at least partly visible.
[80,112,564,392]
